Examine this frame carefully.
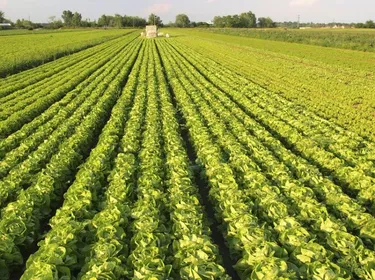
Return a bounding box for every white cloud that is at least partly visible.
[289,0,318,7]
[147,3,171,15]
[206,0,217,3]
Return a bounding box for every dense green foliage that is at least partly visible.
[148,13,163,26]
[0,29,375,279]
[97,14,147,28]
[0,29,135,77]
[0,10,12,27]
[213,11,257,28]
[61,10,83,27]
[200,27,375,52]
[168,28,375,140]
[0,28,83,36]
[175,14,190,28]
[355,20,375,29]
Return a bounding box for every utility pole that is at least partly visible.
[297,14,300,29]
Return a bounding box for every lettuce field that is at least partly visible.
[0,29,129,77]
[0,30,375,279]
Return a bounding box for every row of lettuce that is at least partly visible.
[0,36,140,209]
[1,36,375,279]
[0,33,139,138]
[0,29,133,77]
[172,30,375,142]
[0,35,141,278]
[168,38,375,212]
[20,40,229,279]
[156,39,375,279]
[0,40,230,279]
[0,34,128,97]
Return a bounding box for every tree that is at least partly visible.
[213,16,224,27]
[98,14,115,27]
[257,17,266,28]
[240,11,256,28]
[213,11,257,28]
[107,16,114,27]
[15,18,33,29]
[0,10,12,29]
[123,15,131,27]
[132,16,147,27]
[213,15,234,27]
[224,15,233,27]
[122,15,146,27]
[148,13,162,26]
[81,18,95,28]
[355,22,365,28]
[98,14,110,27]
[113,14,123,28]
[62,10,74,26]
[97,15,107,27]
[15,19,22,28]
[123,15,146,27]
[365,20,375,28]
[231,15,242,27]
[192,21,210,27]
[48,16,63,29]
[72,12,82,27]
[258,17,275,28]
[175,14,190,27]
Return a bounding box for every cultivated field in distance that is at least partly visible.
[0,27,375,280]
[201,27,375,52]
[171,28,375,140]
[0,29,130,76]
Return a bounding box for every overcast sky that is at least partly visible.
[0,0,374,23]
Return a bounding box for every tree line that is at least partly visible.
[169,12,275,28]
[277,20,375,29]
[0,10,278,29]
[212,12,276,28]
[51,11,149,28]
[1,9,375,30]
[355,20,375,28]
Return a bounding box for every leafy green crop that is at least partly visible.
[0,29,135,77]
[1,31,375,280]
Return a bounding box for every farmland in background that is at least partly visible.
[201,27,375,52]
[0,29,112,36]
[0,29,375,279]
[0,29,135,77]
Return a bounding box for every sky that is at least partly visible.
[0,0,374,24]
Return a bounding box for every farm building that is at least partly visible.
[0,23,11,28]
[145,25,157,38]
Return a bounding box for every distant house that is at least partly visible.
[146,25,157,38]
[0,23,11,27]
